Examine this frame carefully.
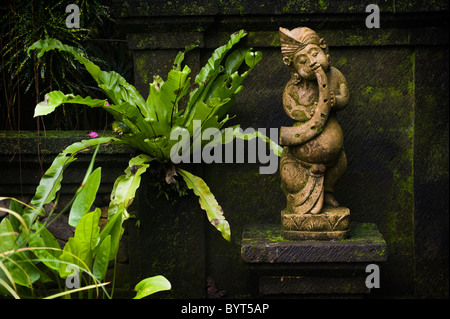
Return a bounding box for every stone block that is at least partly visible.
[242,223,387,264]
[259,275,369,295]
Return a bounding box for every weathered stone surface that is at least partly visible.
[413,46,449,298]
[127,32,204,50]
[242,223,387,263]
[111,0,449,17]
[259,275,369,295]
[128,169,207,298]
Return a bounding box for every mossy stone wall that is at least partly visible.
[109,0,448,298]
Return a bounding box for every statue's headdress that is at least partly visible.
[279,27,328,62]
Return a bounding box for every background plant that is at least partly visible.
[0,0,124,131]
[0,143,170,299]
[27,30,283,242]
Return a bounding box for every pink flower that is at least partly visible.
[105,102,110,106]
[89,131,98,138]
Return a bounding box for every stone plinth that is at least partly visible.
[241,222,387,298]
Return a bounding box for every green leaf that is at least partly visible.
[173,44,197,70]
[69,167,102,227]
[108,154,153,217]
[29,221,62,271]
[0,218,17,253]
[225,48,250,75]
[59,209,101,277]
[183,31,262,130]
[23,137,117,228]
[47,40,139,97]
[1,255,41,288]
[194,29,248,85]
[59,238,87,278]
[226,126,283,157]
[183,30,249,125]
[28,38,154,134]
[100,155,153,260]
[0,219,41,287]
[159,65,191,124]
[7,198,23,233]
[133,275,171,299]
[110,166,149,212]
[0,274,20,299]
[105,102,150,136]
[99,209,123,261]
[176,169,231,242]
[244,50,263,68]
[93,235,111,280]
[146,75,165,122]
[75,208,101,251]
[34,91,107,117]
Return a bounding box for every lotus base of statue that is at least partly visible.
[281,206,350,240]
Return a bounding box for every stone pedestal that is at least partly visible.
[241,222,387,298]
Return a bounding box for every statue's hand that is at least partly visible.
[331,83,350,110]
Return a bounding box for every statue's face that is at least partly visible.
[292,44,329,80]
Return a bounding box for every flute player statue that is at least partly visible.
[279,27,351,240]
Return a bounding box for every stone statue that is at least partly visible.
[279,27,350,240]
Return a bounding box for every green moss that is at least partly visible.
[369,51,415,254]
[265,229,289,242]
[318,0,328,11]
[282,0,328,13]
[138,38,154,49]
[339,223,386,244]
[0,130,110,139]
[135,55,150,85]
[345,34,366,46]
[0,130,132,156]
[335,57,347,68]
[247,32,280,48]
[137,0,151,15]
[219,0,245,14]
[245,223,387,249]
[372,31,393,46]
[408,52,416,113]
[244,226,290,243]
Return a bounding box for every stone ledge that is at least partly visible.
[111,0,449,17]
[241,222,387,263]
[0,130,134,157]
